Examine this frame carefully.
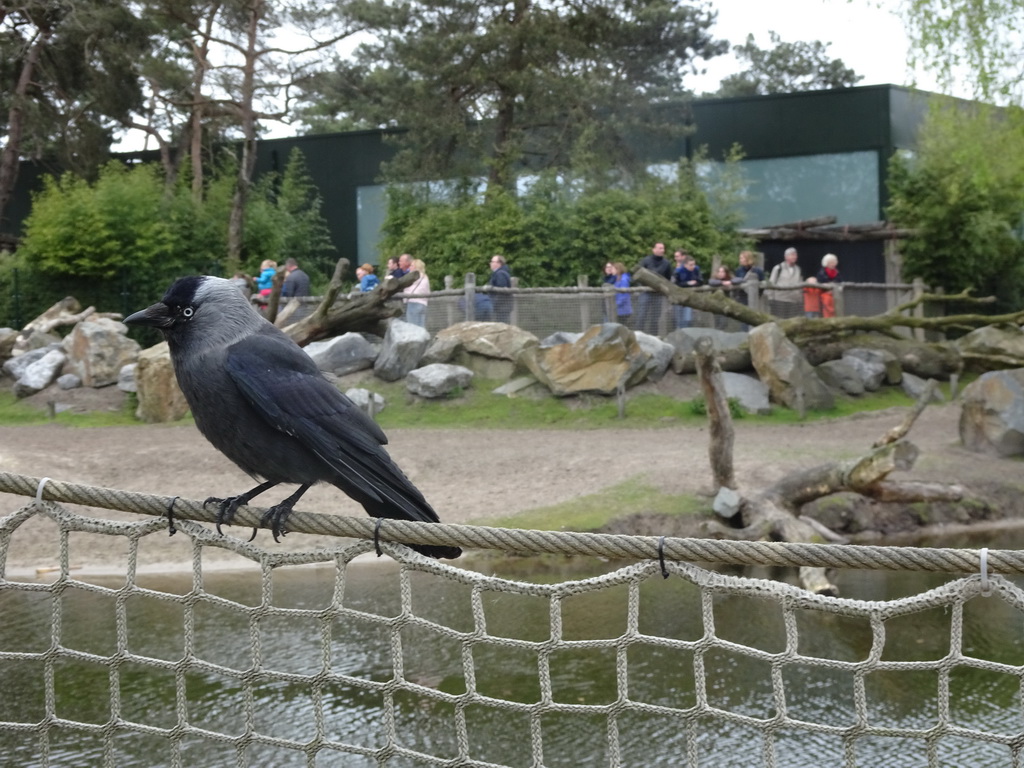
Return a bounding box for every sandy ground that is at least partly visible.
[0,385,1010,575]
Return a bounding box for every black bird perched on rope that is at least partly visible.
[124,275,461,559]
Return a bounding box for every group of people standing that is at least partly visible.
[354,252,514,328]
[611,242,843,334]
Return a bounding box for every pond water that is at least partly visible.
[1,529,1023,767]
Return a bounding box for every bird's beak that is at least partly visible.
[124,302,174,329]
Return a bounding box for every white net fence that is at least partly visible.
[2,472,1023,768]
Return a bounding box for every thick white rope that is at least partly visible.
[2,470,1022,575]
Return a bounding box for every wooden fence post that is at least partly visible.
[444,275,456,327]
[577,274,590,331]
[509,276,520,328]
[912,278,925,342]
[464,272,477,322]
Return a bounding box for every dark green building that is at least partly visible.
[7,84,936,281]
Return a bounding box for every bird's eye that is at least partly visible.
[182,306,194,318]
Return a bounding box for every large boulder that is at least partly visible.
[407,363,474,398]
[425,321,539,380]
[843,347,901,385]
[749,322,834,411]
[815,359,866,396]
[135,342,189,423]
[373,320,431,382]
[959,369,1024,457]
[839,353,886,391]
[305,333,379,376]
[13,348,67,397]
[801,333,960,379]
[62,317,141,387]
[3,344,62,381]
[956,323,1024,372]
[664,327,751,374]
[520,323,649,396]
[721,372,771,415]
[634,331,675,381]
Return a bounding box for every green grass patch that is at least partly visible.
[0,390,146,428]
[474,476,707,532]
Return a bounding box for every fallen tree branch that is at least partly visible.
[284,260,418,346]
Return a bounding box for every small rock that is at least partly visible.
[407,363,473,398]
[713,486,742,519]
[57,373,83,390]
[345,387,386,418]
[373,320,431,382]
[117,364,137,393]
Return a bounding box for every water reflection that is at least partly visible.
[1,531,1023,767]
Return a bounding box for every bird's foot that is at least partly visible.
[260,503,293,543]
[204,495,252,536]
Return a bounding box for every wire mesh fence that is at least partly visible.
[2,476,1022,768]
[368,280,922,340]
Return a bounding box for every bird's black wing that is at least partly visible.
[223,332,439,523]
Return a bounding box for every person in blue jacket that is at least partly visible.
[612,262,632,326]
[356,263,380,292]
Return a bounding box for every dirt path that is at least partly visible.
[0,403,1006,571]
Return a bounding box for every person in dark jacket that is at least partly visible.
[672,251,703,328]
[636,242,672,334]
[487,254,513,323]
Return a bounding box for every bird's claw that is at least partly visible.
[203,495,257,539]
[260,504,293,543]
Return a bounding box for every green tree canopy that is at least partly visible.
[893,0,1024,103]
[299,0,727,191]
[886,104,1024,310]
[714,31,862,98]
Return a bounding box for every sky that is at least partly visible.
[689,0,938,95]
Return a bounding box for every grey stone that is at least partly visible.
[634,331,675,381]
[843,347,901,384]
[14,348,67,397]
[959,369,1024,457]
[62,317,141,387]
[345,387,386,418]
[305,333,379,376]
[900,372,945,402]
[664,327,752,374]
[816,359,867,396]
[373,320,431,382]
[713,486,742,519]
[839,353,886,391]
[956,323,1024,371]
[406,363,474,398]
[492,376,545,397]
[721,372,771,414]
[3,344,61,380]
[749,322,834,411]
[817,360,865,395]
[57,373,83,390]
[117,364,137,393]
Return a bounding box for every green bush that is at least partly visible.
[1,148,335,328]
[379,151,751,286]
